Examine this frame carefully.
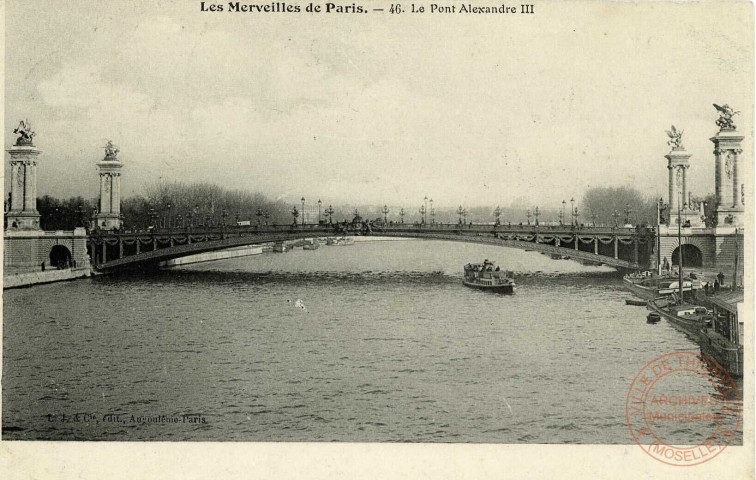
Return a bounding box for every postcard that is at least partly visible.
[1,0,753,478]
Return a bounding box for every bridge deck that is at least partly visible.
[92,223,651,271]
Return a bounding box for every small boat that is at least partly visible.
[463,259,515,294]
[646,312,661,323]
[303,238,320,250]
[626,299,647,306]
[326,236,355,246]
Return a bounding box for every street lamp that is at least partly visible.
[291,206,299,226]
[399,208,405,224]
[419,204,426,225]
[167,202,172,229]
[301,197,306,225]
[424,196,428,224]
[534,206,540,226]
[324,205,334,224]
[317,199,322,224]
[457,206,464,224]
[263,211,270,225]
[612,209,620,227]
[429,198,434,224]
[494,205,502,226]
[256,208,263,226]
[624,203,632,225]
[570,198,575,226]
[149,208,157,229]
[561,200,566,225]
[526,208,531,226]
[383,205,389,223]
[76,205,84,228]
[573,207,579,227]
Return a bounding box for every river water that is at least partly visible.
[2,239,743,443]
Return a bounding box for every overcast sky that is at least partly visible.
[4,1,753,209]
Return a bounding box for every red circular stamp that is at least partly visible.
[625,351,741,466]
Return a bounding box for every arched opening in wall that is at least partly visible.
[49,245,73,269]
[671,244,703,268]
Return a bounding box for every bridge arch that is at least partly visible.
[91,225,652,272]
[671,244,703,268]
[49,245,73,269]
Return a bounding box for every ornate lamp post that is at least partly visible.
[177,213,184,228]
[573,207,579,227]
[457,205,464,224]
[462,208,467,224]
[561,200,566,225]
[149,208,157,229]
[612,209,620,227]
[399,208,405,224]
[570,198,575,226]
[263,211,270,225]
[291,206,299,226]
[324,204,334,224]
[429,198,434,224]
[221,209,228,226]
[76,205,84,228]
[624,203,632,225]
[256,208,263,226]
[423,196,428,224]
[317,199,322,224]
[301,197,306,225]
[526,208,531,226]
[419,204,426,225]
[187,210,193,229]
[383,205,389,223]
[494,205,502,226]
[167,202,172,229]
[534,206,540,226]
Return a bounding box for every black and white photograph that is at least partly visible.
[1,0,753,478]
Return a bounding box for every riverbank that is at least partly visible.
[3,266,92,289]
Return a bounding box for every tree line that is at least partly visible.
[26,182,698,231]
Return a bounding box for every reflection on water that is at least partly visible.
[2,240,743,443]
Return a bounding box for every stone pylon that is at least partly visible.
[5,122,41,230]
[95,141,123,230]
[711,109,744,228]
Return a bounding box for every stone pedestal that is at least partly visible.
[95,152,123,230]
[711,129,744,227]
[5,143,41,230]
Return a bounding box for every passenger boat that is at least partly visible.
[303,238,320,250]
[463,260,515,293]
[647,297,714,336]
